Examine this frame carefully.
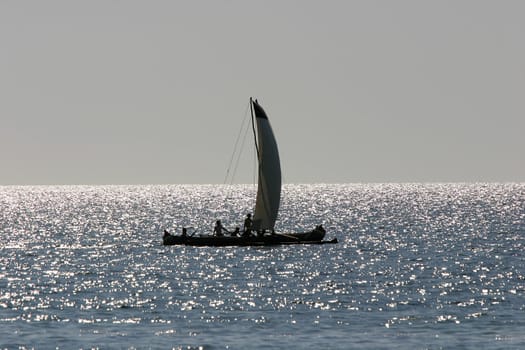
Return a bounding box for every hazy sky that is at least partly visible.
[1,1,524,185]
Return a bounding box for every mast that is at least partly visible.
[250,97,260,160]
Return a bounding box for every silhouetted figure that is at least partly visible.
[231,227,240,237]
[214,220,228,237]
[243,213,253,236]
[182,227,187,237]
[163,229,170,238]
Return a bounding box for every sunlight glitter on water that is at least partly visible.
[0,184,524,348]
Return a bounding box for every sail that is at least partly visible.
[251,99,281,231]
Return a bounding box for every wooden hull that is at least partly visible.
[163,228,337,247]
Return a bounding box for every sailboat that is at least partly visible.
[163,98,337,246]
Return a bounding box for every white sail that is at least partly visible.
[251,99,281,231]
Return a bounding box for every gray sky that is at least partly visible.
[1,0,524,185]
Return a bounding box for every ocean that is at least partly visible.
[1,183,524,349]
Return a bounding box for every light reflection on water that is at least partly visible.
[0,184,524,349]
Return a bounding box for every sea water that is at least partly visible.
[0,184,524,349]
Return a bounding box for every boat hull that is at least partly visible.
[163,227,336,246]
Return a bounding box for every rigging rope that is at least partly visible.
[230,120,251,185]
[222,102,251,185]
[222,101,254,206]
[203,100,255,233]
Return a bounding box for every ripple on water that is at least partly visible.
[0,184,524,348]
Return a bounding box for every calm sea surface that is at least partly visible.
[1,184,524,349]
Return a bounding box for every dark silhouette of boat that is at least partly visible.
[162,98,337,247]
[163,225,337,246]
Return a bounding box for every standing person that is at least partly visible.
[243,213,253,236]
[182,227,187,237]
[213,220,228,237]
